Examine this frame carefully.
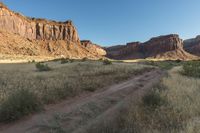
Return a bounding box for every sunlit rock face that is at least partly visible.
[142,34,184,57]
[0,3,79,43]
[106,34,196,60]
[81,40,106,56]
[0,2,106,59]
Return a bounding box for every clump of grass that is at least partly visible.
[182,61,200,78]
[142,89,167,109]
[0,89,42,122]
[41,83,77,104]
[103,59,112,65]
[36,62,51,71]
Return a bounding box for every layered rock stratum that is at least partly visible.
[0,2,106,60]
[106,34,197,60]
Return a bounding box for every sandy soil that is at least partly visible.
[0,69,164,133]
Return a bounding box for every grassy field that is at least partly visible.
[88,63,200,133]
[0,60,153,122]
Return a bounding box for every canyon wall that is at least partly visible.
[0,3,79,42]
[0,2,106,59]
[106,34,196,60]
[184,35,200,56]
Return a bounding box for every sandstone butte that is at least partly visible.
[0,2,106,60]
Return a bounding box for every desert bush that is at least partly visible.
[98,58,103,61]
[60,58,69,64]
[35,62,51,71]
[182,61,200,78]
[69,59,75,63]
[103,59,112,65]
[175,59,182,63]
[0,89,42,122]
[81,57,88,62]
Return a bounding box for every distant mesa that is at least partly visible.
[105,34,198,60]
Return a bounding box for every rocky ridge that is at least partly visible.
[106,34,197,60]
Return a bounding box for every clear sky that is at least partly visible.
[1,0,200,46]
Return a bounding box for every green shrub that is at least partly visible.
[0,89,42,122]
[98,58,103,61]
[182,61,200,78]
[36,62,51,71]
[60,58,69,64]
[103,59,112,65]
[175,59,182,63]
[81,57,88,62]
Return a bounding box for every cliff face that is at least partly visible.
[0,3,105,59]
[143,34,183,57]
[0,3,79,42]
[184,36,200,56]
[106,34,196,60]
[106,42,144,60]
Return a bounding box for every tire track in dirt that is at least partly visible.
[0,69,164,133]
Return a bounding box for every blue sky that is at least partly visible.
[2,0,200,46]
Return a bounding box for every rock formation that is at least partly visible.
[106,34,197,60]
[0,2,105,59]
[184,35,200,56]
[105,42,144,60]
[0,3,79,42]
[81,40,106,56]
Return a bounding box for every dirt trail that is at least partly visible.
[0,69,164,133]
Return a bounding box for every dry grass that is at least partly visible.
[90,66,200,133]
[0,60,152,122]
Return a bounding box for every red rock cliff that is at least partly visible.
[0,2,106,59]
[81,40,106,56]
[106,34,196,60]
[0,3,79,42]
